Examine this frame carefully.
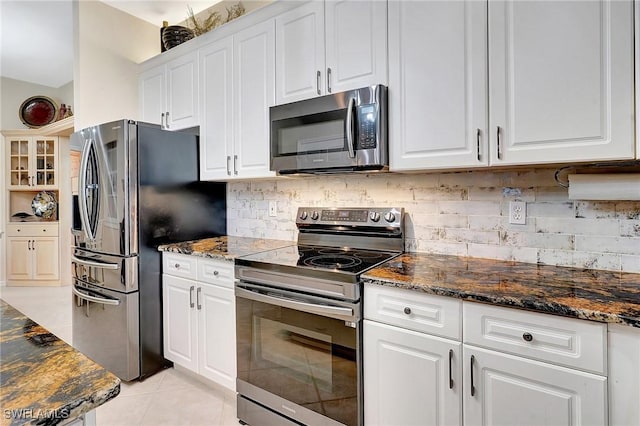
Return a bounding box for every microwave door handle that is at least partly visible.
[345,97,356,158]
[236,286,355,322]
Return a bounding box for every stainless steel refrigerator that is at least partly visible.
[70,119,226,381]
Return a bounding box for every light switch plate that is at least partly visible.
[269,201,277,217]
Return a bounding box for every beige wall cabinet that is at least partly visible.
[6,224,60,284]
[6,136,59,189]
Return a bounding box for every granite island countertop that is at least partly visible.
[362,253,640,328]
[158,235,293,261]
[0,299,120,426]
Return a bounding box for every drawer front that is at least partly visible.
[7,223,59,237]
[364,283,462,340]
[163,253,197,280]
[197,258,233,288]
[463,302,607,374]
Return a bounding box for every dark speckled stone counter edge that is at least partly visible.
[362,253,640,328]
[0,300,121,426]
[158,236,292,261]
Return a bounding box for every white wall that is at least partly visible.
[73,1,158,130]
[227,169,640,274]
[1,78,74,130]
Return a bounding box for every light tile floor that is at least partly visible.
[0,285,239,426]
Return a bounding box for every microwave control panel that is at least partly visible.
[357,104,378,150]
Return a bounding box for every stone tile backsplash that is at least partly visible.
[227,169,640,273]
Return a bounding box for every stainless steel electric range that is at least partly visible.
[235,207,405,426]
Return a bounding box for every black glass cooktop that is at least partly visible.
[238,245,401,275]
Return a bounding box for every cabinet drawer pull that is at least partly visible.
[175,263,180,269]
[189,286,195,308]
[522,332,533,342]
[403,307,412,315]
[470,355,476,396]
[448,349,454,390]
[213,270,219,276]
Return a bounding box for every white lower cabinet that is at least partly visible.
[463,345,607,426]
[364,284,609,426]
[162,253,236,391]
[364,320,462,426]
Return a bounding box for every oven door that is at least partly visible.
[235,282,362,426]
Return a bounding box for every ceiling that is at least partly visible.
[0,1,216,88]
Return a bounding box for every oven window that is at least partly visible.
[272,109,348,157]
[237,297,358,426]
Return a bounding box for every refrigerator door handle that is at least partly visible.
[78,138,95,241]
[72,285,121,306]
[72,255,119,270]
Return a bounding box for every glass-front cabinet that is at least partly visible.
[7,136,58,189]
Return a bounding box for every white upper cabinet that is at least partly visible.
[275,0,387,105]
[199,37,234,180]
[199,19,276,180]
[389,0,488,171]
[489,0,634,165]
[233,20,276,178]
[391,0,635,172]
[139,51,199,131]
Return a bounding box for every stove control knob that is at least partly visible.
[384,212,396,223]
[369,212,381,222]
[311,211,319,220]
[299,211,308,220]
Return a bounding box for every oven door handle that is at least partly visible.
[236,286,355,322]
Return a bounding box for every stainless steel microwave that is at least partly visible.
[270,84,388,174]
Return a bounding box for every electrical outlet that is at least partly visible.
[269,201,277,217]
[509,201,526,225]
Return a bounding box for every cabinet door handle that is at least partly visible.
[226,156,231,175]
[161,112,166,130]
[197,287,202,310]
[470,354,476,396]
[496,126,502,160]
[316,70,321,95]
[449,349,454,389]
[174,263,180,269]
[234,155,238,175]
[27,240,31,251]
[29,176,33,186]
[165,111,170,129]
[476,128,481,161]
[189,286,195,308]
[327,67,332,93]
[32,240,35,251]
[213,270,219,276]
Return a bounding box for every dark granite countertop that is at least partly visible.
[0,300,120,426]
[158,236,293,261]
[362,253,640,328]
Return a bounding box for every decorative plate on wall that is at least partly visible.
[19,96,58,128]
[31,191,57,220]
